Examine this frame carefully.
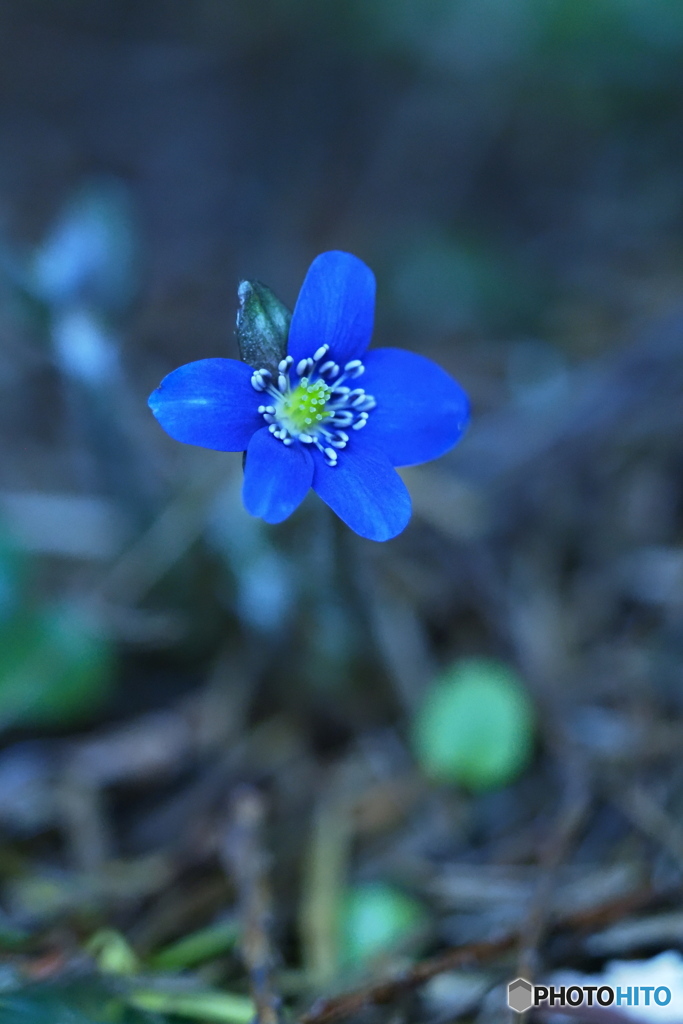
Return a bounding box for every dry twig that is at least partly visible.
[222,786,283,1024]
[516,765,592,981]
[300,884,672,1024]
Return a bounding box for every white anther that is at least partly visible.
[344,359,364,376]
[283,437,293,445]
[313,344,329,362]
[296,358,312,377]
[278,374,288,391]
[299,433,315,443]
[352,415,368,430]
[319,360,340,378]
[278,356,293,373]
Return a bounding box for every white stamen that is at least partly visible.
[331,411,354,426]
[253,351,374,466]
[344,359,364,377]
[319,360,340,379]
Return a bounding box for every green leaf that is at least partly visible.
[341,882,426,967]
[150,919,239,970]
[128,988,254,1023]
[86,929,140,976]
[235,280,291,377]
[413,657,535,791]
[0,604,113,730]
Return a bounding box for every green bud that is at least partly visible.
[236,279,291,377]
[341,882,427,967]
[413,657,535,791]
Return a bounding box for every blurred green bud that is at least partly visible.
[341,882,427,967]
[236,279,291,377]
[413,657,535,790]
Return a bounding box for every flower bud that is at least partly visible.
[236,279,291,378]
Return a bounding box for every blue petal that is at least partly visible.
[287,251,376,367]
[243,428,314,524]
[359,348,470,466]
[149,358,262,451]
[311,443,411,541]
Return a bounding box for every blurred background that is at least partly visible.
[1,1,683,1021]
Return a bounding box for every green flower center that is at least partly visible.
[276,376,333,435]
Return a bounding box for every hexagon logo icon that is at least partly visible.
[508,978,533,1013]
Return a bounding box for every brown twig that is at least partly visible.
[516,765,592,982]
[222,786,282,1024]
[613,782,683,873]
[300,884,672,1024]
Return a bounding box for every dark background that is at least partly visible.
[1,2,683,1020]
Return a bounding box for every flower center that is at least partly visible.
[278,377,333,434]
[250,344,376,466]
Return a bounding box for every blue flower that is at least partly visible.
[148,251,470,541]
